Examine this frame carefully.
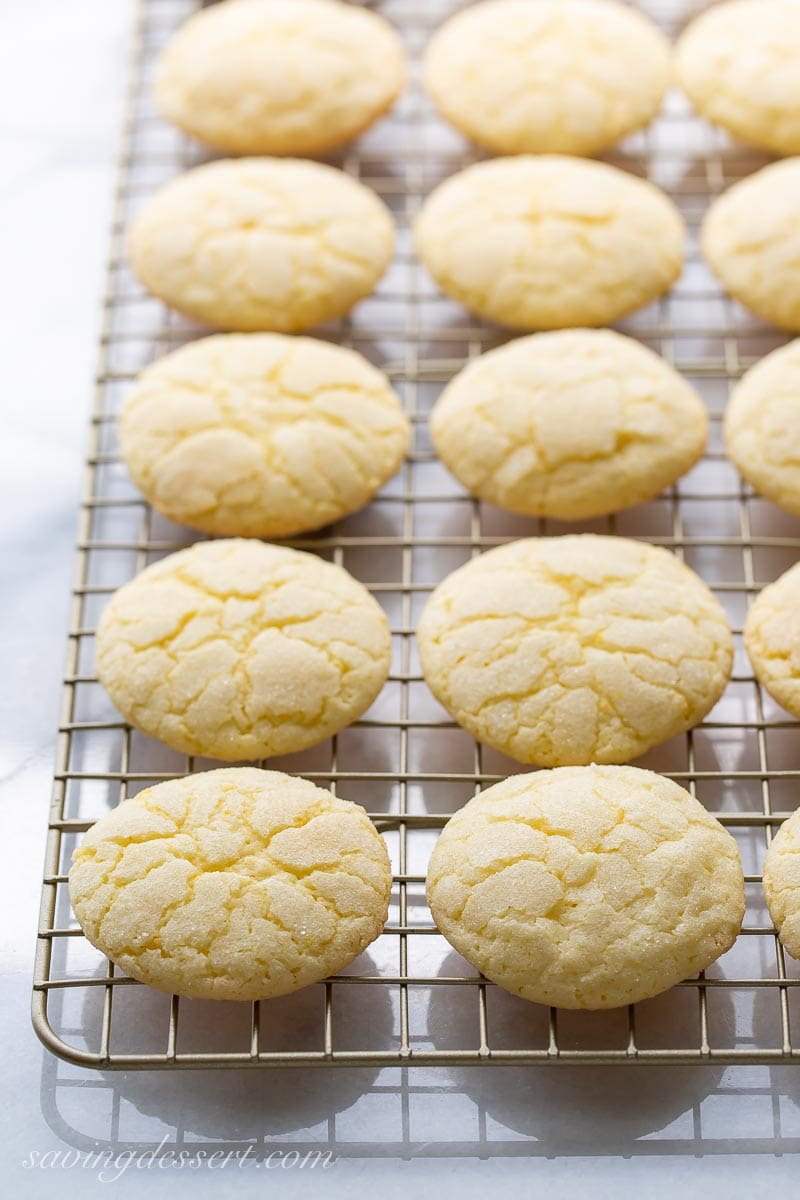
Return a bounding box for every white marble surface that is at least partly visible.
[4,1,800,1195]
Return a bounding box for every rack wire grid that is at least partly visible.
[31,0,800,1070]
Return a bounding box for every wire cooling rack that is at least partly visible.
[31,0,800,1069]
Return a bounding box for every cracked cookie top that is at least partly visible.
[725,340,800,516]
[414,155,684,330]
[424,0,670,156]
[763,806,800,961]
[95,539,391,761]
[430,329,707,521]
[69,767,392,1001]
[128,158,395,332]
[677,0,800,157]
[702,159,800,333]
[120,333,410,538]
[417,534,733,767]
[744,562,800,719]
[427,765,745,1009]
[155,0,405,157]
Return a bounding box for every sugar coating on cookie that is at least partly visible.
[417,535,733,766]
[424,0,670,156]
[676,0,800,157]
[415,156,684,330]
[703,160,800,332]
[95,540,391,761]
[120,334,410,538]
[69,768,392,1000]
[744,563,800,718]
[427,766,745,1009]
[763,807,800,960]
[725,340,800,515]
[128,158,394,332]
[430,330,707,520]
[155,0,405,156]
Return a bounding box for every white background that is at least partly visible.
[4,1,800,1195]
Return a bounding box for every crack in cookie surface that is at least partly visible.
[426,766,744,1009]
[725,340,800,515]
[414,156,684,330]
[155,0,405,157]
[120,333,409,537]
[69,768,392,1000]
[95,539,391,760]
[703,160,800,332]
[677,0,800,157]
[417,535,733,766]
[128,158,395,332]
[744,561,800,718]
[430,329,707,520]
[764,806,800,960]
[424,0,670,156]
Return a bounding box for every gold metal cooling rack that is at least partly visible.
[31,0,800,1068]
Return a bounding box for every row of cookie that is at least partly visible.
[70,762,800,1010]
[154,0,800,160]
[92,532,796,768]
[118,327,800,538]
[128,151,800,337]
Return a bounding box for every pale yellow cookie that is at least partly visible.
[763,808,800,959]
[430,330,707,520]
[69,768,392,1000]
[128,158,394,332]
[424,0,670,157]
[427,766,745,1009]
[676,0,800,157]
[725,340,800,515]
[417,535,733,766]
[120,334,410,538]
[95,540,390,761]
[155,0,405,156]
[744,563,800,718]
[702,160,800,332]
[415,156,684,330]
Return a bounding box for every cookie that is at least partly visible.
[155,0,405,156]
[763,807,800,960]
[415,156,684,330]
[427,765,745,1009]
[120,334,410,538]
[702,160,800,332]
[417,535,733,766]
[69,768,392,1000]
[95,539,390,761]
[430,329,707,520]
[744,563,800,718]
[424,0,670,157]
[128,158,394,332]
[676,0,800,157]
[725,340,800,515]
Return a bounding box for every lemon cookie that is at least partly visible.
[703,160,800,332]
[763,808,800,959]
[744,563,800,718]
[120,334,410,538]
[427,766,745,1009]
[95,539,390,760]
[155,0,405,157]
[69,768,392,1000]
[424,0,670,157]
[415,156,684,330]
[430,330,707,520]
[676,0,800,157]
[417,535,733,766]
[128,158,394,332]
[725,341,800,514]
